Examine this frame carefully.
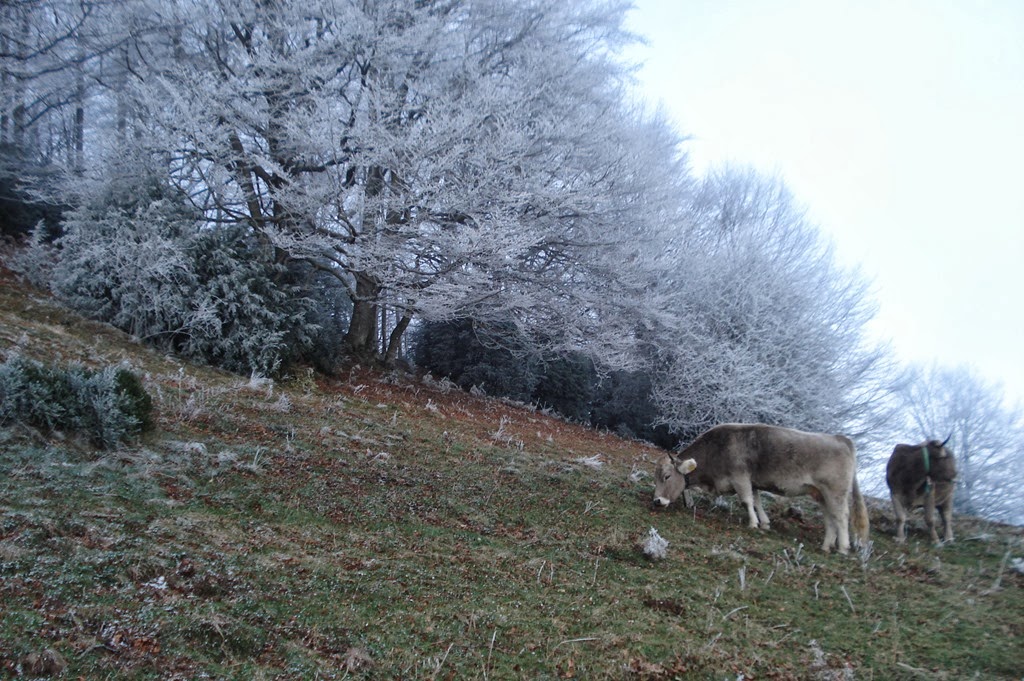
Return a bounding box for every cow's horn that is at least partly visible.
[941,433,953,447]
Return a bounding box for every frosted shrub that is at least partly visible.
[642,527,670,560]
[6,225,57,289]
[52,199,197,341]
[0,356,153,448]
[48,185,316,376]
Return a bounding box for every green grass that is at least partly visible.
[2,269,1023,679]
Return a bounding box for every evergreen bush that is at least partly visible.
[183,227,315,376]
[32,174,319,377]
[302,270,354,375]
[590,370,678,449]
[531,352,596,423]
[0,357,154,448]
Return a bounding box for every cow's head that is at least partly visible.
[926,434,955,459]
[652,455,697,508]
[927,434,957,478]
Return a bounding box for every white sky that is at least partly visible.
[625,0,1024,407]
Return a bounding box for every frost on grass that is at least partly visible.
[628,463,649,483]
[642,527,669,560]
[267,394,292,413]
[243,373,275,395]
[421,374,456,394]
[807,639,855,680]
[143,575,168,591]
[574,453,604,470]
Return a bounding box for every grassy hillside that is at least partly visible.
[1,268,1022,680]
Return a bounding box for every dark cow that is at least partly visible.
[886,437,956,544]
[652,423,870,554]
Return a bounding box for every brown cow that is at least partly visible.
[886,437,956,544]
[652,423,870,554]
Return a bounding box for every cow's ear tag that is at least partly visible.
[676,458,697,475]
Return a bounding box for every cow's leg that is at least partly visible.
[924,494,939,544]
[939,498,954,543]
[753,492,770,529]
[734,477,760,529]
[891,494,908,543]
[817,488,850,554]
[818,490,838,553]
[821,509,838,553]
[835,497,851,555]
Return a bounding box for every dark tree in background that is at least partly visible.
[531,351,596,423]
[590,370,677,449]
[412,319,597,423]
[414,320,679,440]
[413,319,538,404]
[0,144,64,241]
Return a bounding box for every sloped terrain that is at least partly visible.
[1,268,1022,679]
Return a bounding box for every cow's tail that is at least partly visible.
[850,473,870,547]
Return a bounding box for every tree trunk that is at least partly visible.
[9,7,30,148]
[73,59,85,174]
[384,312,412,367]
[1,25,9,142]
[344,271,381,360]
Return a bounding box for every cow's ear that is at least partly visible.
[675,458,697,475]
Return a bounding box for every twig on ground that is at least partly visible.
[552,637,599,651]
[429,643,455,681]
[723,605,748,620]
[484,630,497,680]
[841,585,856,613]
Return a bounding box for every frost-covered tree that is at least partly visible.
[6,0,689,375]
[898,363,1024,524]
[0,0,152,165]
[105,0,686,366]
[1,0,168,239]
[647,167,890,440]
[6,0,901,451]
